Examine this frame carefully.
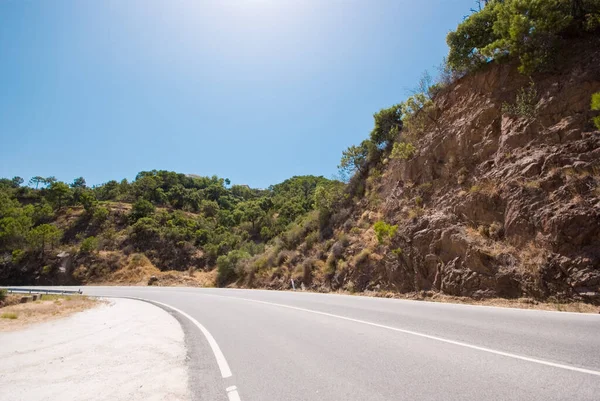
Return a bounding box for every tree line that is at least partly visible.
[0,171,337,280]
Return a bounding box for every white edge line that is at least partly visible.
[227,389,242,401]
[227,385,241,401]
[131,297,233,379]
[207,294,600,378]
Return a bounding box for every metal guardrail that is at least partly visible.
[2,288,82,295]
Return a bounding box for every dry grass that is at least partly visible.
[111,254,162,284]
[521,179,541,189]
[518,242,548,276]
[158,270,216,287]
[0,294,101,332]
[192,270,217,287]
[0,294,23,308]
[407,207,424,220]
[464,227,547,276]
[352,249,372,268]
[355,290,600,313]
[105,253,215,287]
[103,201,133,212]
[468,180,500,196]
[464,227,508,256]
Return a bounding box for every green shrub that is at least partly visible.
[129,217,160,245]
[408,207,424,220]
[80,236,99,254]
[129,199,155,222]
[281,223,305,249]
[1,312,18,319]
[11,249,25,263]
[0,289,7,302]
[254,252,276,271]
[33,201,54,224]
[301,258,315,282]
[305,230,319,249]
[592,92,600,130]
[325,253,337,276]
[314,182,347,225]
[92,206,110,225]
[502,83,538,119]
[402,94,437,135]
[373,221,398,245]
[350,227,361,235]
[391,142,416,160]
[79,190,97,212]
[216,250,250,287]
[392,248,403,257]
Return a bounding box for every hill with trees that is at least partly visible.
[0,172,333,285]
[2,0,600,304]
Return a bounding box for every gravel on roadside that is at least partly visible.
[0,298,190,401]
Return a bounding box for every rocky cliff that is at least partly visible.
[254,38,600,304]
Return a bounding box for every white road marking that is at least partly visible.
[133,298,233,378]
[226,385,242,401]
[209,294,600,377]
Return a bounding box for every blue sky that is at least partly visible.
[0,0,474,188]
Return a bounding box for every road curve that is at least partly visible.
[53,287,600,400]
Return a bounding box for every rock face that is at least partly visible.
[374,39,600,302]
[262,38,600,304]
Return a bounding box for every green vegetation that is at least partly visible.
[391,142,416,160]
[1,312,18,319]
[373,221,398,245]
[0,171,337,284]
[592,92,600,129]
[79,236,99,254]
[27,224,62,257]
[502,82,538,119]
[338,140,370,177]
[216,249,251,287]
[0,289,6,302]
[447,0,600,74]
[370,104,403,147]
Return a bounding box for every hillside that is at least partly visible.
[0,174,333,286]
[246,36,600,305]
[2,1,600,305]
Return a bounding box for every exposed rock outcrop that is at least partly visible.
[257,38,600,304]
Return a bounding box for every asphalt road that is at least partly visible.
[35,287,600,400]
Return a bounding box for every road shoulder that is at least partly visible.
[0,298,190,401]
